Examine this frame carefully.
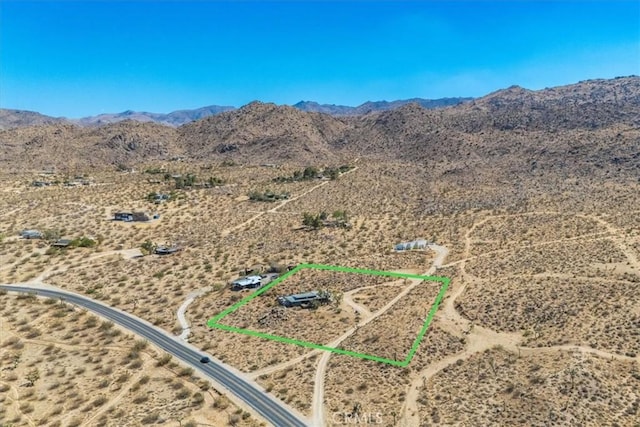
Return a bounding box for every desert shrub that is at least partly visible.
[191,392,205,406]
[176,389,190,399]
[141,411,160,424]
[93,395,108,407]
[67,417,82,427]
[133,394,149,404]
[178,367,194,377]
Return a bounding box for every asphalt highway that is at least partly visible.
[0,284,309,427]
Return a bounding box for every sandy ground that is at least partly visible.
[0,165,638,427]
[0,294,261,427]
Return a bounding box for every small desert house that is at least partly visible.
[51,239,72,248]
[277,291,330,308]
[394,239,428,251]
[113,212,150,222]
[231,276,262,291]
[154,245,181,255]
[153,193,170,204]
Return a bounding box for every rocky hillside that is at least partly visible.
[448,76,640,132]
[2,98,472,131]
[0,109,69,130]
[0,120,179,170]
[177,101,350,163]
[336,76,640,184]
[74,105,236,127]
[1,77,638,175]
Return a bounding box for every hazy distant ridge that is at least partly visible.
[0,97,471,129]
[2,76,638,173]
[71,105,237,128]
[293,97,472,115]
[0,109,69,130]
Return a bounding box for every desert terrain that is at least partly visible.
[1,77,639,426]
[0,293,260,427]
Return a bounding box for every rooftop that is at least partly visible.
[287,291,320,300]
[232,275,262,286]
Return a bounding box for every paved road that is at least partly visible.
[0,284,308,427]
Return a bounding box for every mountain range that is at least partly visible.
[0,97,471,130]
[0,76,638,185]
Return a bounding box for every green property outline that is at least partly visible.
[207,263,450,366]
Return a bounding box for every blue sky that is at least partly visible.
[1,1,638,117]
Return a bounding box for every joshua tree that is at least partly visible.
[331,291,343,307]
[43,229,61,242]
[25,368,40,387]
[302,212,322,229]
[302,166,318,180]
[12,353,21,369]
[488,356,497,377]
[567,367,577,391]
[140,240,156,255]
[332,210,348,221]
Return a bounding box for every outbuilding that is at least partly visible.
[231,275,262,291]
[277,290,330,308]
[114,212,150,222]
[20,230,43,239]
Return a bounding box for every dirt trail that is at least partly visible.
[80,370,147,427]
[177,286,211,341]
[584,215,640,272]
[312,279,416,427]
[249,349,321,379]
[28,248,142,283]
[401,217,518,426]
[442,232,612,268]
[342,289,373,320]
[2,382,36,427]
[249,276,414,380]
[520,344,639,362]
[399,212,640,426]
[221,166,358,237]
[311,244,448,427]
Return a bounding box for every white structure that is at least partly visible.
[231,275,262,291]
[394,239,428,251]
[20,229,43,239]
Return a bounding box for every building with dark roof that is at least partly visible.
[277,290,330,308]
[114,212,149,222]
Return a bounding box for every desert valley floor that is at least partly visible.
[0,157,638,427]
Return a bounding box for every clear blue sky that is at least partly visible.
[1,0,638,118]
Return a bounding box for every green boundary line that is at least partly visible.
[207,263,450,366]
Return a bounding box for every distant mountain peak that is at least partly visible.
[1,76,639,172]
[242,100,276,109]
[294,100,321,107]
[292,97,472,116]
[4,77,639,132]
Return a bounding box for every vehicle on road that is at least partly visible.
[200,356,210,363]
[0,284,308,427]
